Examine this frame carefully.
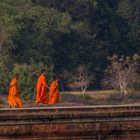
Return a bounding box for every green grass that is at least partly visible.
[61,90,118,95]
[79,94,92,100]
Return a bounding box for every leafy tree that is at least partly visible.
[0,0,139,97]
[0,1,17,91]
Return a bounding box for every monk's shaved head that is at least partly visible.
[41,69,46,74]
[14,73,19,79]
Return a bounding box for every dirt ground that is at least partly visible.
[1,90,140,108]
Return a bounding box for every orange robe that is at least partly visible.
[36,74,49,104]
[8,79,23,108]
[49,80,59,104]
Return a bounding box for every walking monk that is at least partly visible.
[34,69,49,107]
[49,79,59,104]
[8,73,23,108]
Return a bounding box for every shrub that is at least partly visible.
[13,63,53,100]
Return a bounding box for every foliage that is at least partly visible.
[0,0,139,99]
[13,63,53,100]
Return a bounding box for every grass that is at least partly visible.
[61,90,140,105]
[79,94,92,100]
[62,90,118,95]
[0,90,140,107]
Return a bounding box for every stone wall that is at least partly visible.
[0,105,140,140]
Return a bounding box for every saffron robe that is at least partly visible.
[8,79,23,108]
[49,80,59,104]
[36,74,49,104]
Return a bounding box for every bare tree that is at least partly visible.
[103,55,139,95]
[68,65,94,94]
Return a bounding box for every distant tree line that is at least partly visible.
[0,0,139,98]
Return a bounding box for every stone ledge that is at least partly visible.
[0,105,140,139]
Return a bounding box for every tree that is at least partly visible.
[103,55,139,95]
[117,0,140,54]
[68,65,94,94]
[0,2,17,90]
[0,0,139,96]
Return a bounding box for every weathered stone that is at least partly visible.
[0,105,140,139]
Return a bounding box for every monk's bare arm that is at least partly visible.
[10,82,17,88]
[42,80,49,89]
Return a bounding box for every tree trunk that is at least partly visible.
[83,89,86,95]
[120,85,124,95]
[120,84,128,95]
[81,85,87,95]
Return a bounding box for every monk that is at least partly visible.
[49,79,59,104]
[34,69,49,107]
[8,73,23,108]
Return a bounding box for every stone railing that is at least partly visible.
[0,105,140,140]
